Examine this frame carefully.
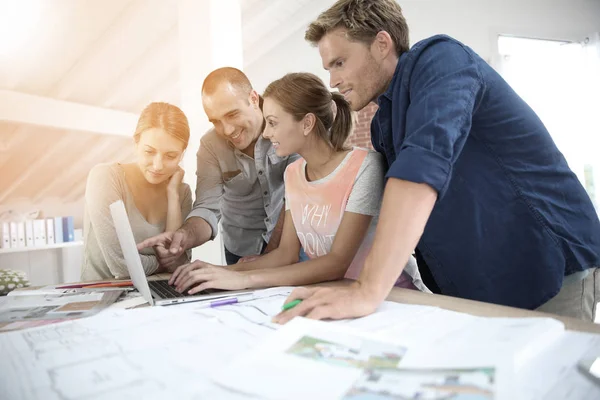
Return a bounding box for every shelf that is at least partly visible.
[0,241,83,255]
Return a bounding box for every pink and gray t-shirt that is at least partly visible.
[284,148,429,291]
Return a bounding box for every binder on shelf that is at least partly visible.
[9,222,18,248]
[16,222,26,248]
[1,222,11,249]
[46,218,55,245]
[54,216,63,244]
[33,219,47,247]
[62,216,74,243]
[25,220,34,247]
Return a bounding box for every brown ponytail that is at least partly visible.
[330,92,353,151]
[263,73,353,151]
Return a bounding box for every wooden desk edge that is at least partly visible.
[314,279,600,334]
[386,287,600,334]
[35,273,600,334]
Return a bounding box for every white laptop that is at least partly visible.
[110,200,255,306]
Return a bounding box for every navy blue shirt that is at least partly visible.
[372,35,600,309]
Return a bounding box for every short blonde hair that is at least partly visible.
[305,0,410,56]
[134,102,190,148]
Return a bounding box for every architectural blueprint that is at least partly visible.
[1,287,599,400]
[0,288,292,400]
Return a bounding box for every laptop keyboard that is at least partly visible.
[148,280,224,299]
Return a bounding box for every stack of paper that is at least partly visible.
[0,290,123,332]
[0,295,290,399]
[212,317,511,399]
[339,302,565,370]
[0,290,598,400]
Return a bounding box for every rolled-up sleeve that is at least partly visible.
[386,40,484,198]
[186,136,223,239]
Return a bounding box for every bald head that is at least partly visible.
[202,67,253,97]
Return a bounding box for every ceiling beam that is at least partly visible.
[0,133,77,204]
[31,136,124,202]
[0,125,34,169]
[101,25,179,110]
[48,0,176,101]
[0,123,21,152]
[122,64,180,112]
[0,89,138,137]
[61,146,135,203]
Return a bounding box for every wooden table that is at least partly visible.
[18,273,596,334]
[385,285,600,334]
[148,273,600,334]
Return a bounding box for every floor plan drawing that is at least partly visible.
[0,289,293,400]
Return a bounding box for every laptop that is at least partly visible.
[109,200,255,306]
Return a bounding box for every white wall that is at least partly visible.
[246,22,326,93]
[402,0,600,64]
[245,0,600,92]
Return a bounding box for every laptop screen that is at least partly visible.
[109,200,156,306]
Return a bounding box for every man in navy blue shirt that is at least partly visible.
[275,0,600,323]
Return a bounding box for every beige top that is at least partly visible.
[81,163,192,281]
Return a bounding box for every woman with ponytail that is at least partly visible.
[169,73,427,295]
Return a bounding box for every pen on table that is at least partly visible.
[197,294,255,308]
[56,283,102,289]
[83,282,134,289]
[56,280,133,289]
[281,299,302,311]
[56,282,109,289]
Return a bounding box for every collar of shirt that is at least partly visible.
[228,136,285,165]
[381,51,409,102]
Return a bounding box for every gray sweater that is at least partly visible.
[81,163,192,281]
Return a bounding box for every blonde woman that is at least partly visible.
[82,102,192,281]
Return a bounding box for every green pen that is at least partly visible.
[281,299,302,311]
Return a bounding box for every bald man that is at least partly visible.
[139,67,299,266]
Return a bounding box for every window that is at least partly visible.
[497,35,600,210]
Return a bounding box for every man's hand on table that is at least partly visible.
[272,281,381,324]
